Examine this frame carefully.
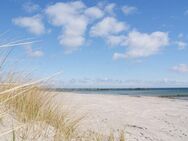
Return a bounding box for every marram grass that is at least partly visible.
[0,42,126,141]
[0,85,126,141]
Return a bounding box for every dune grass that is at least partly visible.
[0,83,82,140]
[0,81,126,141]
[0,41,126,141]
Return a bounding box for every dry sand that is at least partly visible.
[54,92,188,141]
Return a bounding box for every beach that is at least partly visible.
[1,0,188,140]
[54,92,188,141]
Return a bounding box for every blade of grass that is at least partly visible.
[0,71,63,95]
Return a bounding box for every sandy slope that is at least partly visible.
[55,92,188,141]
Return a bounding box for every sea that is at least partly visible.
[54,88,188,100]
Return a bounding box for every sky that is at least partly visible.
[0,0,188,88]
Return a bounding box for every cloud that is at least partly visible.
[13,15,45,35]
[113,52,126,60]
[45,1,123,53]
[25,45,44,57]
[91,17,128,37]
[45,1,102,53]
[84,6,104,19]
[106,35,126,46]
[122,5,137,15]
[175,41,187,50]
[58,33,85,53]
[22,2,40,13]
[175,33,187,50]
[45,1,86,26]
[171,64,188,73]
[13,0,171,58]
[104,3,116,15]
[113,30,169,59]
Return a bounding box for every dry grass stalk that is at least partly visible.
[0,39,126,141]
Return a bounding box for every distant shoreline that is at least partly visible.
[47,87,188,98]
[49,87,188,91]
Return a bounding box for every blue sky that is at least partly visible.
[1,0,188,88]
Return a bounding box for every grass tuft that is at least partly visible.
[0,40,126,141]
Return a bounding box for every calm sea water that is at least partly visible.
[55,88,188,99]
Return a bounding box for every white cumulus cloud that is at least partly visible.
[45,1,86,26]
[45,1,87,53]
[84,6,104,19]
[113,30,169,59]
[45,1,107,53]
[122,5,137,15]
[13,0,172,58]
[171,64,188,73]
[106,35,126,46]
[45,1,126,53]
[90,17,128,46]
[13,15,45,35]
[90,17,128,37]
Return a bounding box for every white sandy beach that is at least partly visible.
[1,92,188,141]
[54,92,188,141]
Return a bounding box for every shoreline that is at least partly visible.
[48,87,188,99]
[51,90,188,101]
